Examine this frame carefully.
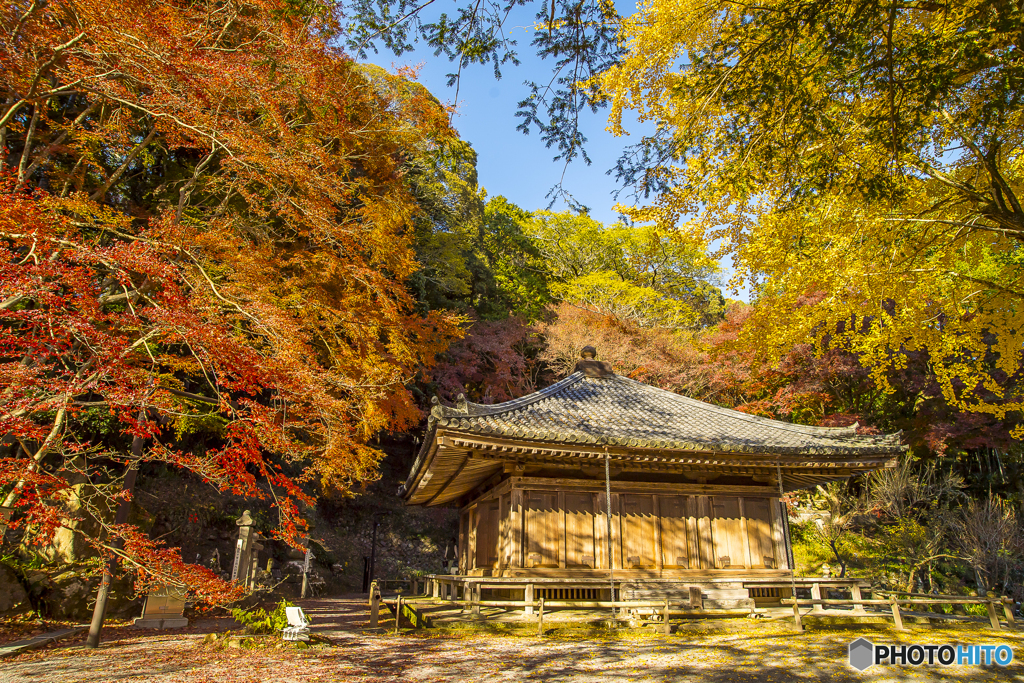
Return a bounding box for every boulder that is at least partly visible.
[29,569,141,620]
[42,570,94,618]
[0,563,29,614]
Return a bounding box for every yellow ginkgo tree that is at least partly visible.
[597,0,1024,435]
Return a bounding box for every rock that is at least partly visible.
[0,563,30,614]
[41,571,92,619]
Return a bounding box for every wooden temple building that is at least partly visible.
[401,348,904,609]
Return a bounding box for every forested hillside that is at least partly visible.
[1,0,1022,622]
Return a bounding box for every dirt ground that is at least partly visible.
[2,597,1022,683]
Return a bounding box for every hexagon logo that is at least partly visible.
[849,638,875,671]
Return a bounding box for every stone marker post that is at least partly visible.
[231,510,255,585]
[300,544,313,598]
[248,535,264,588]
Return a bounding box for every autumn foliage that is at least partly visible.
[0,0,460,601]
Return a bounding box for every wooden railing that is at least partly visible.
[375,595,683,634]
[782,592,1016,632]
[368,577,1018,635]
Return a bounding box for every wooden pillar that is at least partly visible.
[537,597,545,636]
[653,495,664,573]
[432,579,440,599]
[686,497,700,571]
[779,500,795,570]
[811,582,823,612]
[511,489,523,569]
[611,493,622,570]
[395,595,402,633]
[472,583,481,616]
[558,491,566,569]
[498,494,509,571]
[369,587,380,627]
[468,506,478,572]
[770,498,788,570]
[458,511,468,574]
[662,597,671,635]
[525,583,534,616]
[851,585,866,613]
[697,496,713,569]
[987,594,1002,631]
[890,595,906,631]
[1002,597,1016,625]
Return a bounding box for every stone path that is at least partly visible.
[0,627,86,659]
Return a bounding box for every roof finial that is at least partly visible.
[575,345,614,378]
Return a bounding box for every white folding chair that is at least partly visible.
[282,606,310,641]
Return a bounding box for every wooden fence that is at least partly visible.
[783,591,1015,632]
[368,578,1017,635]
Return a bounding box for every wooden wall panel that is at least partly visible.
[744,497,776,569]
[475,500,500,569]
[524,491,560,567]
[564,492,596,567]
[711,496,745,568]
[659,495,690,568]
[621,494,656,567]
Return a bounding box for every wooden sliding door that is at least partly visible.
[659,495,691,568]
[524,491,560,567]
[711,496,746,568]
[744,497,777,569]
[621,494,656,568]
[564,492,596,567]
[475,499,500,569]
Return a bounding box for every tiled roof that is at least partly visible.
[428,372,903,456]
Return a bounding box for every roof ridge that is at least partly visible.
[608,374,896,443]
[438,372,585,418]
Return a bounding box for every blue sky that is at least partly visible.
[366,5,645,226]
[364,4,750,301]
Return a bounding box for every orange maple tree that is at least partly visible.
[0,0,460,601]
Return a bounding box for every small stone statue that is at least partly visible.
[207,547,222,573]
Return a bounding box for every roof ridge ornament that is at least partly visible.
[428,396,444,422]
[574,345,615,378]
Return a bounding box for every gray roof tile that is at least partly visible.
[429,372,903,456]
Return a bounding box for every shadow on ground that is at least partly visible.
[1,596,1021,683]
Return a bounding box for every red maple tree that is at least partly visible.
[1,0,460,602]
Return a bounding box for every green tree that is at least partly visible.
[405,138,486,311]
[528,211,723,329]
[475,196,553,321]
